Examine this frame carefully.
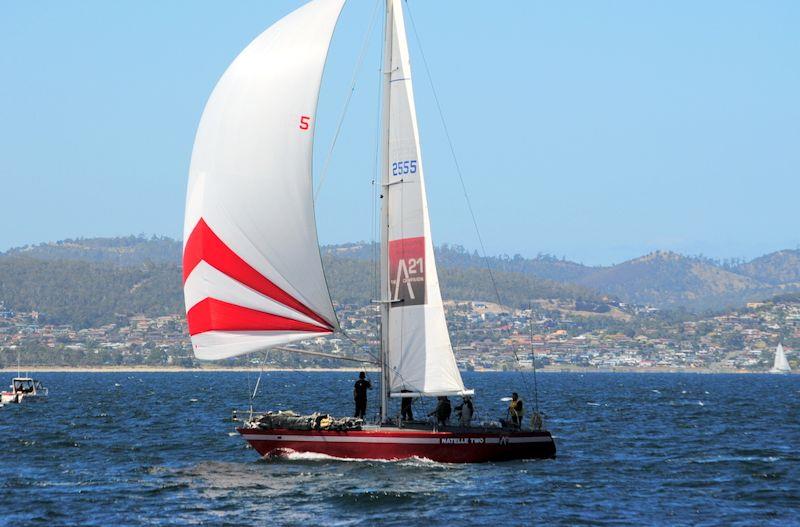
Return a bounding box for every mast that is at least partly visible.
[377,0,469,404]
[379,0,393,423]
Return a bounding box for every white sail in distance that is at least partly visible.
[183,0,344,360]
[771,343,791,373]
[381,0,470,397]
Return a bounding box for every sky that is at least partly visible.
[1,1,798,265]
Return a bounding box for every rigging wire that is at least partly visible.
[247,350,270,421]
[245,359,254,417]
[370,26,384,346]
[340,328,382,366]
[405,1,536,406]
[307,0,382,371]
[252,350,269,402]
[314,0,382,201]
[528,304,541,414]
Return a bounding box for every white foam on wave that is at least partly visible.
[278,451,352,462]
[268,450,443,466]
[693,455,781,464]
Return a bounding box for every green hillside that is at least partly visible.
[3,237,800,321]
[5,236,181,266]
[576,251,778,311]
[0,257,182,328]
[0,251,593,329]
[322,254,594,307]
[734,249,800,285]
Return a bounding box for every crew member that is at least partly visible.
[400,389,414,421]
[353,372,372,419]
[455,395,474,427]
[509,392,524,429]
[428,396,452,428]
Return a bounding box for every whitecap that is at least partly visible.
[268,450,444,466]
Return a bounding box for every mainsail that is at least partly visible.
[771,343,791,373]
[183,0,344,360]
[380,0,469,397]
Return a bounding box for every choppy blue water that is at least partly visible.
[1,372,798,526]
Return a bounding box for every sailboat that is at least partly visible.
[770,343,791,374]
[183,0,556,462]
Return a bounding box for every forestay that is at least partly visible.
[183,0,344,360]
[382,0,470,397]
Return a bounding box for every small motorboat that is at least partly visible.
[0,377,49,404]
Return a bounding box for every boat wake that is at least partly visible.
[264,449,441,466]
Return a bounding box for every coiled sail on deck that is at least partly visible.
[382,0,469,397]
[183,0,344,360]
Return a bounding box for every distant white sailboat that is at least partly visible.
[770,343,791,374]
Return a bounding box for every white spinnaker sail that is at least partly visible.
[772,344,791,373]
[382,0,469,396]
[183,0,344,360]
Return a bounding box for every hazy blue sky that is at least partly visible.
[1,1,798,265]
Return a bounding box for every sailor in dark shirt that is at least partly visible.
[353,371,372,419]
[400,389,414,421]
[428,396,452,428]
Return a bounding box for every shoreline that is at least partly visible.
[0,366,785,374]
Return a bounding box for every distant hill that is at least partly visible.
[0,240,593,328]
[5,236,181,266]
[0,256,182,328]
[3,237,800,320]
[324,242,597,283]
[734,249,800,285]
[322,253,594,307]
[325,243,800,310]
[576,251,775,310]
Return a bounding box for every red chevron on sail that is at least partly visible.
[183,219,334,331]
[187,298,333,336]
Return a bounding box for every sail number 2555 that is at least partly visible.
[392,160,417,176]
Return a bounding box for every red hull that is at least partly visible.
[238,426,556,463]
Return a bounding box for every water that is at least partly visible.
[1,372,798,526]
